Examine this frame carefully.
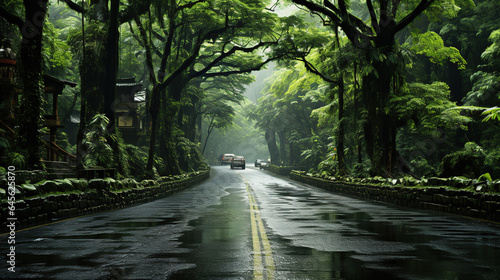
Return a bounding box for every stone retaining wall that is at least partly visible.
[1,169,210,231]
[289,170,500,223]
[267,165,295,176]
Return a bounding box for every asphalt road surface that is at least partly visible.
[3,166,500,279]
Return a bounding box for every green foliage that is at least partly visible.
[176,137,207,172]
[300,134,328,172]
[484,148,500,179]
[43,19,73,75]
[463,29,500,106]
[67,19,107,65]
[409,156,435,177]
[123,144,149,178]
[56,132,75,155]
[481,29,500,68]
[0,136,10,155]
[478,173,493,182]
[440,142,486,178]
[153,155,167,177]
[410,31,467,69]
[317,141,339,177]
[7,152,26,170]
[482,107,500,123]
[83,114,114,168]
[114,132,130,178]
[4,0,498,181]
[464,72,500,105]
[446,106,500,123]
[391,81,464,130]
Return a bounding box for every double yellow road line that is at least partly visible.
[241,175,275,280]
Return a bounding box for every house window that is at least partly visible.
[118,115,133,127]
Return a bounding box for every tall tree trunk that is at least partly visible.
[134,16,159,175]
[103,0,119,130]
[202,118,215,155]
[157,81,183,175]
[85,1,108,121]
[265,129,280,165]
[76,1,86,168]
[158,104,181,175]
[337,76,347,175]
[102,0,125,175]
[17,0,48,169]
[364,42,400,177]
[146,87,160,173]
[278,130,287,166]
[353,63,363,165]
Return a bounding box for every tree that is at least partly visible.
[1,0,50,169]
[445,27,500,178]
[290,0,460,176]
[198,74,250,154]
[249,63,328,168]
[201,98,235,155]
[132,0,294,175]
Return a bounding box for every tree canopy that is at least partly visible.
[0,0,498,182]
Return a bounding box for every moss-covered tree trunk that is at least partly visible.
[17,0,49,169]
[158,105,181,175]
[337,76,347,175]
[157,81,183,175]
[102,0,127,175]
[363,31,400,177]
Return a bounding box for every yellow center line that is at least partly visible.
[241,174,275,280]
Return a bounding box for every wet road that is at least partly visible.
[4,166,500,279]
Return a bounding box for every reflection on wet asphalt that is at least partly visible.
[5,166,500,279]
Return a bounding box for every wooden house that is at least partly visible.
[115,77,146,144]
[42,75,77,163]
[0,42,77,166]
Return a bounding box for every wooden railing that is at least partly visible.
[43,141,77,167]
[0,120,15,136]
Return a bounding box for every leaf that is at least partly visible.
[478,173,493,182]
[482,106,500,122]
[411,31,467,69]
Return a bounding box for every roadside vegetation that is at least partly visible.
[248,0,500,190]
[0,0,499,196]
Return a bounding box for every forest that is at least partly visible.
[0,0,499,184]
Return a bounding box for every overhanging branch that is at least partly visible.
[60,0,83,13]
[300,56,340,86]
[190,41,275,79]
[395,0,435,33]
[200,53,287,78]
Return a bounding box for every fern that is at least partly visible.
[83,114,114,168]
[482,107,500,122]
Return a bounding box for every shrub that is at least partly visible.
[440,142,485,178]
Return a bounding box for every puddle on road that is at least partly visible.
[271,185,312,198]
[273,232,494,280]
[274,236,405,280]
[167,187,252,279]
[17,251,101,267]
[111,217,182,228]
[52,232,132,240]
[177,199,248,246]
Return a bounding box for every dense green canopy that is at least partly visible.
[0,0,498,182]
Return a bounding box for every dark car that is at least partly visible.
[219,154,235,165]
[254,159,263,167]
[231,156,245,169]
